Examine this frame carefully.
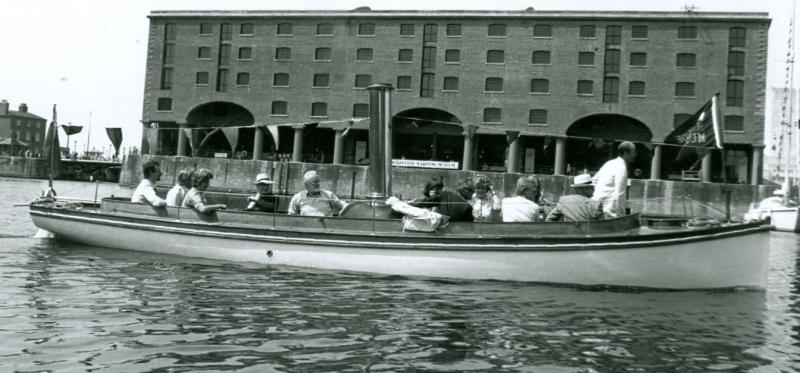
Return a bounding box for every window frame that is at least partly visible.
[579,25,596,38]
[157,97,172,112]
[277,23,293,36]
[240,23,254,36]
[628,81,646,96]
[237,47,253,60]
[274,47,291,61]
[528,109,548,126]
[195,71,210,86]
[315,47,332,61]
[530,78,550,94]
[483,108,502,124]
[358,23,376,36]
[398,48,414,63]
[444,49,461,64]
[677,26,698,40]
[272,72,290,87]
[400,23,415,36]
[199,23,212,35]
[674,82,696,98]
[446,23,462,37]
[578,51,595,66]
[356,48,374,62]
[631,25,648,39]
[486,50,505,64]
[577,80,594,95]
[488,23,507,37]
[533,24,552,38]
[312,73,330,88]
[354,74,372,89]
[316,23,333,36]
[629,52,647,67]
[532,50,551,65]
[271,101,288,116]
[197,46,212,60]
[484,77,504,93]
[396,76,412,90]
[311,102,328,118]
[443,76,459,92]
[235,72,250,86]
[724,115,745,132]
[676,53,697,68]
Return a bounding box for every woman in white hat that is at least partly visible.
[245,173,277,213]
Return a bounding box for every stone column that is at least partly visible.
[701,151,712,182]
[176,123,187,157]
[147,123,158,156]
[291,125,304,162]
[751,145,764,185]
[252,127,264,160]
[507,133,520,173]
[333,129,345,164]
[650,144,662,180]
[554,137,566,176]
[462,125,477,171]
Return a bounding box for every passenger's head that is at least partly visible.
[473,174,492,198]
[303,170,321,193]
[423,178,444,198]
[191,168,214,191]
[570,173,595,197]
[142,160,161,181]
[176,168,193,187]
[618,141,637,164]
[254,172,274,194]
[515,175,541,202]
[456,178,475,200]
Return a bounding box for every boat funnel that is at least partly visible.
[366,83,394,200]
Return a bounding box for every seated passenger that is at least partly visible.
[545,173,603,222]
[182,168,227,214]
[470,174,502,222]
[165,168,193,207]
[245,173,277,213]
[502,175,542,222]
[131,159,166,207]
[410,178,444,210]
[288,170,346,216]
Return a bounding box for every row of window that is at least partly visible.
[169,22,745,46]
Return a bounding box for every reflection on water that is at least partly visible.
[0,177,798,371]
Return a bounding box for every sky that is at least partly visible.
[0,0,793,156]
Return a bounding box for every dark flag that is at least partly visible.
[664,94,724,163]
[105,128,123,156]
[43,105,62,193]
[61,125,83,136]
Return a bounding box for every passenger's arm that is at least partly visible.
[144,187,166,207]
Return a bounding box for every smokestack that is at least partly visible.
[0,100,8,115]
[366,83,394,200]
[18,103,28,113]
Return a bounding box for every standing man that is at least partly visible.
[592,141,637,219]
[546,174,603,222]
[131,160,166,207]
[288,170,346,216]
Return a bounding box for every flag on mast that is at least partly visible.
[664,94,724,162]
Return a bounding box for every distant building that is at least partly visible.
[0,100,47,156]
[141,8,770,184]
[764,87,799,183]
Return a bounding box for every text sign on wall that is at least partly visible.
[391,159,460,169]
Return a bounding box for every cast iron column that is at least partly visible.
[554,137,566,175]
[650,144,662,180]
[366,83,394,199]
[291,125,304,162]
[333,129,345,165]
[507,132,520,173]
[751,145,764,185]
[701,151,712,182]
[176,123,187,157]
[252,127,264,160]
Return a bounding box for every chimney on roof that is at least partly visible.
[18,103,28,113]
[0,100,8,115]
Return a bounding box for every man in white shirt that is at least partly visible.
[288,170,346,216]
[131,160,167,207]
[592,141,637,219]
[502,175,541,222]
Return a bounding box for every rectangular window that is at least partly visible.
[629,81,645,96]
[423,24,438,42]
[675,82,695,97]
[220,23,232,41]
[238,47,252,60]
[630,52,647,66]
[529,109,547,125]
[602,77,619,103]
[483,108,501,123]
[445,49,460,63]
[353,104,369,118]
[160,68,173,90]
[316,23,333,36]
[606,25,621,45]
[311,102,328,117]
[216,69,228,92]
[277,23,293,35]
[578,52,594,65]
[728,51,745,75]
[422,46,436,68]
[240,23,254,35]
[219,44,231,65]
[158,98,172,111]
[485,77,503,92]
[579,25,596,38]
[727,80,744,107]
[273,73,289,86]
[164,23,176,41]
[678,26,697,39]
[676,53,696,67]
[631,25,648,39]
[604,49,620,73]
[532,51,551,65]
[236,72,250,86]
[356,48,373,62]
[358,23,375,36]
[198,46,211,59]
[446,23,462,36]
[486,50,505,64]
[271,101,287,115]
[724,115,744,132]
[313,73,330,88]
[729,27,746,47]
[355,74,372,88]
[488,24,506,37]
[400,24,415,36]
[315,47,332,61]
[530,79,549,93]
[577,80,594,95]
[420,73,435,97]
[443,76,459,91]
[200,23,212,35]
[397,76,412,90]
[275,47,291,60]
[162,44,175,64]
[196,71,209,85]
[398,49,413,62]
[533,24,552,37]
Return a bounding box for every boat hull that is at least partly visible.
[30,207,770,290]
[770,208,800,232]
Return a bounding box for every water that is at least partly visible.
[1,177,799,372]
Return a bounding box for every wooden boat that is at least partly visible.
[745,195,800,232]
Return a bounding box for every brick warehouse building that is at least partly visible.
[140,8,770,184]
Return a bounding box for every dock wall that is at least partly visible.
[0,156,50,179]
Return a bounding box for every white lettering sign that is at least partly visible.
[392,159,459,169]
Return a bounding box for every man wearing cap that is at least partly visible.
[545,174,603,222]
[288,170,346,216]
[245,173,277,213]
